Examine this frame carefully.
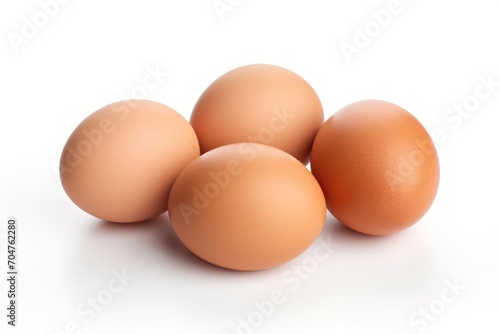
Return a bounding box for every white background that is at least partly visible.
[1,0,500,333]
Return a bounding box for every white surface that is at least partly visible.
[1,0,500,333]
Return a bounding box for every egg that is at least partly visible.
[190,64,324,164]
[168,143,326,271]
[311,100,439,236]
[60,99,200,223]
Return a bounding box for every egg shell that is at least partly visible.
[190,64,324,164]
[168,143,326,271]
[311,100,440,235]
[60,99,200,223]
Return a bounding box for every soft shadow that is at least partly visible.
[326,215,394,245]
[90,213,261,276]
[324,214,436,278]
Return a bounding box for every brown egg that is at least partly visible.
[60,99,200,223]
[168,143,326,271]
[311,100,439,236]
[190,64,324,164]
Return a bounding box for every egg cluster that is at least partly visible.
[60,64,439,271]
